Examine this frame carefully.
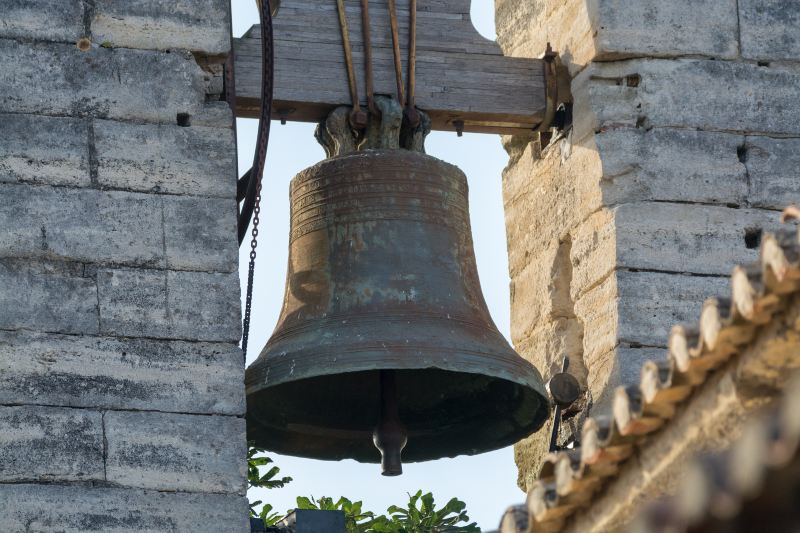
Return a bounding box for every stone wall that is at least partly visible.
[496,0,800,489]
[0,1,247,530]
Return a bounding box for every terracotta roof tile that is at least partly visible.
[496,207,800,533]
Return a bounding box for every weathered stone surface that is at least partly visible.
[515,319,586,382]
[0,184,238,272]
[573,59,800,138]
[504,136,604,275]
[105,411,247,494]
[92,0,230,54]
[0,259,98,334]
[0,39,205,123]
[0,113,90,187]
[94,119,236,197]
[514,413,555,491]
[495,0,738,73]
[495,0,594,73]
[0,405,103,482]
[193,100,236,128]
[568,208,617,302]
[613,203,776,276]
[508,242,560,341]
[0,330,244,415]
[0,183,164,268]
[97,268,240,342]
[504,130,751,284]
[588,345,663,409]
[596,127,748,207]
[0,484,250,533]
[0,0,84,42]
[569,204,777,297]
[595,0,738,60]
[745,135,800,210]
[739,0,800,61]
[163,195,238,272]
[575,270,730,367]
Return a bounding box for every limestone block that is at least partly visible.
[573,59,800,139]
[105,411,247,494]
[495,0,596,74]
[97,268,241,342]
[0,259,98,334]
[0,405,103,483]
[569,204,777,298]
[504,135,604,275]
[514,415,554,491]
[596,127,748,207]
[614,270,730,348]
[495,0,738,73]
[94,119,236,197]
[0,113,90,187]
[504,127,749,283]
[0,184,164,268]
[569,209,616,302]
[739,0,800,61]
[0,484,250,533]
[745,136,800,211]
[0,0,84,42]
[0,39,205,123]
[614,203,777,275]
[594,0,738,60]
[508,243,560,340]
[515,318,585,381]
[575,270,729,366]
[0,330,244,415]
[92,0,230,55]
[588,345,664,408]
[194,100,236,128]
[163,195,238,273]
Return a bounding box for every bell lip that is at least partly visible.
[245,365,551,464]
[247,354,552,464]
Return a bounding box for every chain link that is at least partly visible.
[241,0,274,360]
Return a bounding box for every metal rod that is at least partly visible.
[404,0,420,127]
[548,357,570,452]
[360,0,379,117]
[373,370,408,476]
[387,0,405,107]
[336,0,366,128]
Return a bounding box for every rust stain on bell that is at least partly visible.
[245,149,550,473]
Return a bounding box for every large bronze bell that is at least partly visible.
[245,149,549,475]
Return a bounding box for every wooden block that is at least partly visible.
[233,0,547,134]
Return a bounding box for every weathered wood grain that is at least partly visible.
[234,0,546,134]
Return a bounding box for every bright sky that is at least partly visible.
[232,1,525,528]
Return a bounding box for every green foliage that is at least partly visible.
[248,444,293,490]
[247,446,478,533]
[373,491,480,533]
[296,496,376,533]
[294,491,478,533]
[247,443,293,526]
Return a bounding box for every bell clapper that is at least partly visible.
[373,370,408,476]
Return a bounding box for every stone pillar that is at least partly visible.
[0,1,247,530]
[496,0,800,489]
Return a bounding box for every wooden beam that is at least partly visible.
[233,0,547,135]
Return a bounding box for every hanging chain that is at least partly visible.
[241,0,274,360]
[242,182,261,359]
